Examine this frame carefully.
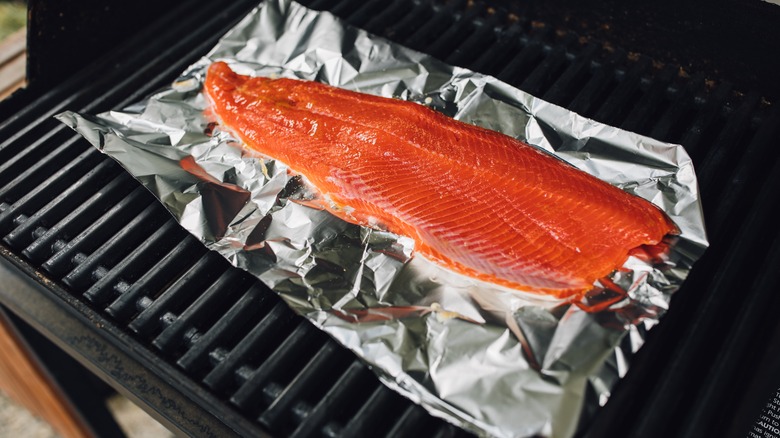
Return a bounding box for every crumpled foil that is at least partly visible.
[56,1,708,436]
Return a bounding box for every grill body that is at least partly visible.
[1,1,779,437]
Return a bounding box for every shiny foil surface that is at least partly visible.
[57,1,708,436]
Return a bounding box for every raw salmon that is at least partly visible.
[204,61,677,299]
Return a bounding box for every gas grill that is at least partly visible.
[1,0,779,437]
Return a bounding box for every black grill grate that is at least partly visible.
[1,0,779,437]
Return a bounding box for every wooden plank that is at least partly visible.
[0,27,26,99]
[0,53,25,99]
[0,311,93,438]
[0,28,26,67]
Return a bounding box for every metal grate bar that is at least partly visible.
[678,82,733,158]
[542,43,599,106]
[387,2,434,41]
[328,0,366,18]
[305,0,340,11]
[423,6,480,61]
[445,15,499,67]
[3,159,120,249]
[22,172,136,264]
[340,385,407,438]
[520,36,576,97]
[403,6,457,52]
[0,141,98,220]
[230,322,324,412]
[495,30,550,86]
[695,92,762,192]
[648,74,705,142]
[203,301,299,393]
[362,0,412,36]
[83,220,186,305]
[152,269,248,352]
[468,24,522,75]
[39,187,152,276]
[703,110,780,238]
[619,63,676,134]
[343,0,391,27]
[258,342,346,432]
[0,128,80,188]
[176,284,274,374]
[61,203,167,290]
[289,360,374,438]
[105,235,207,322]
[567,48,625,117]
[128,251,229,337]
[592,56,651,126]
[386,404,432,437]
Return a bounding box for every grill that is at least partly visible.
[1,0,779,436]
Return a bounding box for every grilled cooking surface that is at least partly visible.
[1,0,779,436]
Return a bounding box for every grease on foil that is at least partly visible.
[56,1,708,437]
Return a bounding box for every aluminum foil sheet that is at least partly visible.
[57,1,708,436]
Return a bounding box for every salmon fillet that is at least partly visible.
[204,61,676,299]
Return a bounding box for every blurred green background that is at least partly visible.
[0,1,25,40]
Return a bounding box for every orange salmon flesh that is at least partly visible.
[204,61,677,299]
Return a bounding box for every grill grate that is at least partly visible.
[1,0,780,437]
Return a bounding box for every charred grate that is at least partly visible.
[1,0,779,437]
